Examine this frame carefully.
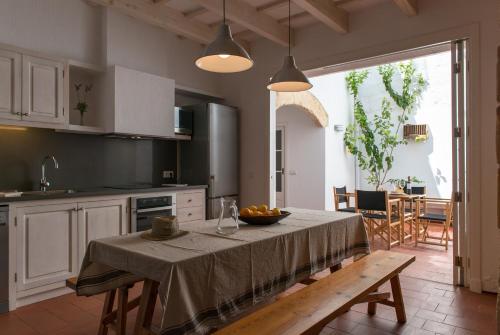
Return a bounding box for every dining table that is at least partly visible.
[76,208,370,335]
[388,193,427,242]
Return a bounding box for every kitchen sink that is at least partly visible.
[22,189,77,196]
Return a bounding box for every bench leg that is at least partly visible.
[98,289,116,335]
[367,288,377,315]
[390,274,406,323]
[134,279,159,335]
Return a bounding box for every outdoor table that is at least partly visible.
[389,193,427,241]
[76,208,370,335]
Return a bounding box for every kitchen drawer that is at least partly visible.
[176,191,205,209]
[177,206,204,223]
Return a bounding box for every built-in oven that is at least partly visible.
[131,194,176,232]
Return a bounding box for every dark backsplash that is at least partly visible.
[0,128,177,191]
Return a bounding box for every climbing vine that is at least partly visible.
[343,62,427,189]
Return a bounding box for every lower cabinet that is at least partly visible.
[176,189,206,224]
[77,199,128,266]
[13,198,129,303]
[15,203,78,292]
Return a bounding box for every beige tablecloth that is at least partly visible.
[76,208,370,334]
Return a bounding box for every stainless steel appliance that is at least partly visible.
[175,107,193,135]
[180,103,239,219]
[131,194,176,232]
[0,206,8,313]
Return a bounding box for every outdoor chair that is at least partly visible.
[415,197,453,250]
[355,190,403,250]
[333,186,356,213]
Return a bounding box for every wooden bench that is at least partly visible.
[66,277,142,335]
[215,250,415,335]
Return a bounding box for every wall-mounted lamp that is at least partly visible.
[334,124,345,132]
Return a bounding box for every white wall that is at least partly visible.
[0,0,222,96]
[309,74,356,210]
[218,0,499,292]
[277,106,326,210]
[104,9,222,94]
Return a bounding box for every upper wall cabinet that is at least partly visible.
[0,46,66,128]
[101,66,175,138]
[22,55,65,125]
[0,49,21,120]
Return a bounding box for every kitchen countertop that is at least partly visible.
[0,185,208,204]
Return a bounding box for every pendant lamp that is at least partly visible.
[195,0,253,73]
[267,0,312,92]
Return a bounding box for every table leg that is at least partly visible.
[98,289,116,335]
[134,279,159,335]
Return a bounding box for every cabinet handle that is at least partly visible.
[22,112,29,116]
[188,199,192,202]
[14,112,21,115]
[188,213,192,216]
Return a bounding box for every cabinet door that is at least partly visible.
[0,49,21,120]
[78,199,128,265]
[16,203,78,291]
[114,66,174,137]
[22,55,64,124]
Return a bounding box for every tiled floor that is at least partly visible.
[1,228,496,335]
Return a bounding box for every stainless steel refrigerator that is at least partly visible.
[180,103,239,219]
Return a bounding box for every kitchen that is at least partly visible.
[0,1,499,335]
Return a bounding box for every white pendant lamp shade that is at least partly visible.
[267,55,312,92]
[196,24,253,73]
[267,0,311,92]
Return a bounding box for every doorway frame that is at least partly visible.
[268,23,482,292]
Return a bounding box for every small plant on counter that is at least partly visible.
[74,83,93,126]
[344,62,427,190]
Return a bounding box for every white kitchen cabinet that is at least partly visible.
[15,203,78,292]
[77,199,128,265]
[22,55,65,124]
[0,49,21,121]
[176,189,206,224]
[101,66,175,137]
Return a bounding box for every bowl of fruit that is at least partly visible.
[238,205,291,225]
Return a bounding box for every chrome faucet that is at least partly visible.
[40,156,59,191]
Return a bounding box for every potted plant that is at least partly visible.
[343,62,427,190]
[388,177,422,193]
[74,83,92,126]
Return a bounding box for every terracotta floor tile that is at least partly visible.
[0,313,39,335]
[415,308,447,322]
[350,324,393,335]
[14,306,68,334]
[327,317,359,332]
[422,319,456,334]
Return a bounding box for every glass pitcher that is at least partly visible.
[216,198,239,235]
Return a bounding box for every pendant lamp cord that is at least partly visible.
[223,0,226,24]
[288,0,291,56]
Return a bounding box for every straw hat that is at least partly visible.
[141,216,188,241]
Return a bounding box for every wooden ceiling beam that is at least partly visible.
[392,0,418,16]
[88,0,216,44]
[190,0,291,47]
[87,0,250,50]
[292,0,348,33]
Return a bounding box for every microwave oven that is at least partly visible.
[175,107,193,135]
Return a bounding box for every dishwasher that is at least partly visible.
[0,206,8,313]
